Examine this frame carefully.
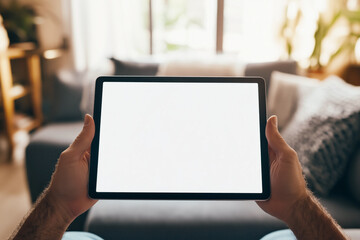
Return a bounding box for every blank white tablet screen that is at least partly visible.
[96,82,262,193]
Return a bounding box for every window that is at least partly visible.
[70,0,286,70]
[148,0,284,59]
[152,0,217,55]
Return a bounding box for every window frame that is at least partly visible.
[148,0,225,55]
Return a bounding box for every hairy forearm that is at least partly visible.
[9,189,72,240]
[285,191,347,240]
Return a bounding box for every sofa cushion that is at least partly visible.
[318,193,360,227]
[281,76,360,195]
[85,193,360,240]
[85,200,285,240]
[26,122,83,202]
[49,71,85,122]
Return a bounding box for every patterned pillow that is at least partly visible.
[281,76,360,195]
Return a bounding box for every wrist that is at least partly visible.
[281,190,347,240]
[282,190,313,226]
[43,189,75,226]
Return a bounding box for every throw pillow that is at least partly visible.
[110,57,159,76]
[49,70,85,122]
[268,71,320,130]
[281,76,360,195]
[244,60,298,93]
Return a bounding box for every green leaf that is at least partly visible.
[342,10,360,23]
[327,38,356,65]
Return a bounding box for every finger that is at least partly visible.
[70,114,95,155]
[265,115,290,154]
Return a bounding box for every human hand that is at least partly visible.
[46,114,97,222]
[256,115,308,223]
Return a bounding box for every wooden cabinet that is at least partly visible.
[0,47,43,161]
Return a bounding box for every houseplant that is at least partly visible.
[281,0,360,72]
[0,0,38,45]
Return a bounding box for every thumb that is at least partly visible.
[70,114,95,155]
[265,115,289,154]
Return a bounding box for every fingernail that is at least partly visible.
[273,115,278,129]
[84,114,90,126]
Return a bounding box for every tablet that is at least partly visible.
[89,76,270,200]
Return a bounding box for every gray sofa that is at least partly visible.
[26,60,360,239]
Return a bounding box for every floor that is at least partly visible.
[0,131,32,240]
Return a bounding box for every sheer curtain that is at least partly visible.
[70,0,149,71]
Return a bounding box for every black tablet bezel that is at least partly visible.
[89,76,270,200]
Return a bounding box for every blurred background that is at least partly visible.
[3,0,360,71]
[1,0,360,239]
